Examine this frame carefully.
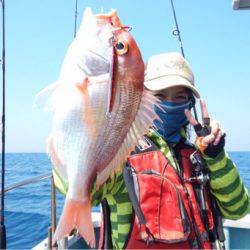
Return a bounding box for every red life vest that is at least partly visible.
[124,140,215,249]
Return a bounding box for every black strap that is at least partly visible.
[210,194,226,243]
[101,199,113,249]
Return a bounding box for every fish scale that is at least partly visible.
[93,83,142,174]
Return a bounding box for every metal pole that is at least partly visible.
[1,173,52,194]
[0,0,6,248]
[51,176,56,238]
[74,0,78,37]
[48,226,52,250]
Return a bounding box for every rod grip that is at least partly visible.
[0,224,6,249]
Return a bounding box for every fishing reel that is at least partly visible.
[189,151,209,185]
[186,151,210,211]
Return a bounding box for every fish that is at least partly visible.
[35,7,161,248]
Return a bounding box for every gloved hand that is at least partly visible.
[185,100,226,158]
[196,132,226,158]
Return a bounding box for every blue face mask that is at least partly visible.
[153,100,191,144]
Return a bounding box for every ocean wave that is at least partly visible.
[6,210,50,249]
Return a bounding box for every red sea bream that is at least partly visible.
[36,7,160,248]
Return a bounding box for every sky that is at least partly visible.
[1,0,250,152]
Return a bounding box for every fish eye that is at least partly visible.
[115,40,129,56]
[116,42,124,50]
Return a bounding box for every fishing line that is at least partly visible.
[0,0,6,248]
[169,0,199,121]
[74,0,78,38]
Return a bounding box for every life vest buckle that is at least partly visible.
[145,227,155,245]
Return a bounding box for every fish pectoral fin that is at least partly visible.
[53,197,95,248]
[34,81,60,111]
[76,77,89,94]
[76,78,96,138]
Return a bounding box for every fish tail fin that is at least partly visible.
[53,197,95,248]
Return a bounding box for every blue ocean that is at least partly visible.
[3,152,250,249]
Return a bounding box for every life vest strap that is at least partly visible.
[122,164,146,225]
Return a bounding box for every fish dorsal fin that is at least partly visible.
[34,81,60,112]
[96,90,161,188]
[77,7,97,37]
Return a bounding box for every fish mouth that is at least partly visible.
[95,9,122,28]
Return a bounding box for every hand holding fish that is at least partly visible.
[185,100,225,156]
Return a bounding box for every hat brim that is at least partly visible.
[144,75,200,98]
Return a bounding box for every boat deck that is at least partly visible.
[33,213,250,249]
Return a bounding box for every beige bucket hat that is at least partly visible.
[144,52,200,98]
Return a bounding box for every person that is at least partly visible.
[53,52,249,249]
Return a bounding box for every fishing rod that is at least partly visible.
[170,0,185,58]
[0,0,6,248]
[169,0,199,121]
[74,0,78,37]
[169,2,226,248]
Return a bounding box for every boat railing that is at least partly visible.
[1,173,57,249]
